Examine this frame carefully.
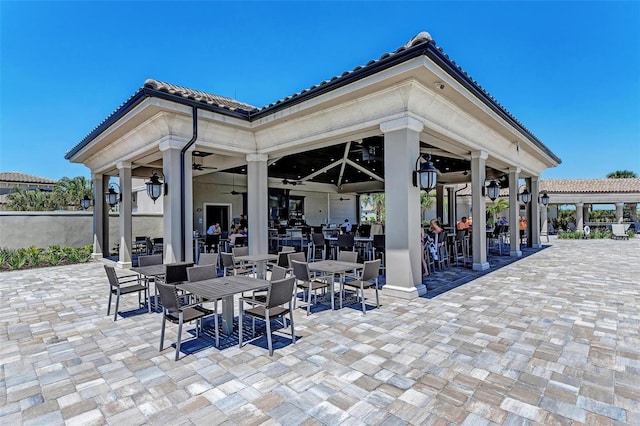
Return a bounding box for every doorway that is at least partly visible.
[205,204,231,234]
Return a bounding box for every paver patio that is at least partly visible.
[1,237,638,425]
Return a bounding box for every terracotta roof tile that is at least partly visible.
[541,178,640,194]
[143,79,257,112]
[456,178,640,196]
[0,172,57,184]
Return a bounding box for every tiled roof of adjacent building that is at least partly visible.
[457,178,640,196]
[66,31,559,164]
[0,172,57,184]
[541,178,640,194]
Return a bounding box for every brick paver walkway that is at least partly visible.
[1,237,638,425]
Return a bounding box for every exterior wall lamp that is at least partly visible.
[520,188,532,204]
[413,153,438,192]
[80,195,92,210]
[484,180,501,201]
[540,192,550,206]
[105,183,121,207]
[145,169,167,204]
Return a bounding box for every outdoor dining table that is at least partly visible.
[234,253,278,279]
[131,262,193,312]
[180,275,270,335]
[308,260,364,310]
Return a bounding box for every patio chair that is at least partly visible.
[307,233,326,261]
[372,234,385,272]
[197,252,219,269]
[290,260,329,315]
[335,234,355,259]
[239,276,296,356]
[611,224,629,240]
[186,265,221,347]
[287,251,306,270]
[253,265,289,305]
[205,234,220,253]
[156,281,214,361]
[138,253,163,312]
[221,252,254,277]
[104,265,148,321]
[341,259,381,313]
[165,263,194,284]
[337,251,359,280]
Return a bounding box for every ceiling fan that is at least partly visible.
[338,197,351,201]
[282,178,305,186]
[192,151,217,171]
[352,142,383,162]
[224,174,242,195]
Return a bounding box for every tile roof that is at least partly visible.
[0,172,57,184]
[456,178,640,196]
[541,178,640,194]
[143,79,258,112]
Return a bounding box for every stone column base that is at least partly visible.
[510,250,522,257]
[382,284,426,299]
[116,261,132,269]
[472,262,490,271]
[91,252,103,260]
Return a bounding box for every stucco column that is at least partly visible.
[160,140,185,264]
[435,184,445,224]
[575,202,584,231]
[471,150,489,270]
[247,153,269,255]
[630,203,637,223]
[583,204,590,227]
[183,147,195,263]
[540,203,548,240]
[447,187,456,228]
[116,161,132,269]
[529,176,541,248]
[508,168,521,257]
[380,117,425,299]
[615,202,624,223]
[91,174,107,259]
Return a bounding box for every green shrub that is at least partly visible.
[557,231,583,239]
[0,248,10,268]
[8,249,27,270]
[25,246,44,267]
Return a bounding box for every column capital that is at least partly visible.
[615,202,625,207]
[159,139,186,152]
[379,117,423,134]
[575,202,584,208]
[246,153,269,162]
[471,150,488,160]
[530,175,540,183]
[509,167,521,174]
[116,161,131,170]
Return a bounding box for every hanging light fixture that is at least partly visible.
[540,192,550,206]
[80,195,92,210]
[484,180,501,201]
[105,183,121,207]
[520,188,532,204]
[145,169,166,203]
[413,153,439,192]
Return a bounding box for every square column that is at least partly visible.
[529,177,541,247]
[471,151,489,270]
[615,202,624,223]
[92,174,107,259]
[247,154,269,255]
[435,184,445,223]
[447,187,456,228]
[380,117,425,299]
[508,168,521,257]
[540,203,549,242]
[576,202,584,231]
[117,162,132,269]
[160,141,185,264]
[183,148,195,263]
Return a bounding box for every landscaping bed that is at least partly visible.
[0,245,92,271]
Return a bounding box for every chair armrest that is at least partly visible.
[118,276,141,285]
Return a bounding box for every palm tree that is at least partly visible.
[361,193,385,222]
[487,198,509,225]
[54,176,91,209]
[606,170,637,179]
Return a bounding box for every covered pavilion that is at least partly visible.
[65,32,561,299]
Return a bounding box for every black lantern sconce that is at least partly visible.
[540,192,550,206]
[520,188,532,204]
[483,180,501,201]
[145,169,167,204]
[105,183,121,207]
[413,153,438,192]
[80,195,92,210]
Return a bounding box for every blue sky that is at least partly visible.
[1,1,639,181]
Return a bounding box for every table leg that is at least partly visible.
[221,295,234,335]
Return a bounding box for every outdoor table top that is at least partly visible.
[130,262,193,278]
[308,260,364,274]
[180,275,270,301]
[234,253,278,263]
[325,236,373,241]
